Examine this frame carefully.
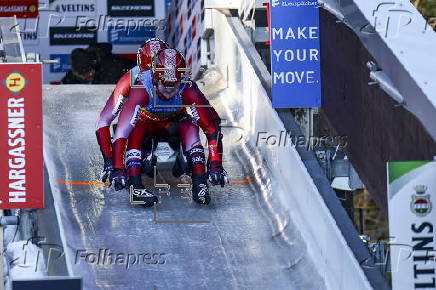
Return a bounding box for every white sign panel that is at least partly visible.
[388,160,436,290]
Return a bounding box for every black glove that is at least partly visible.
[109,169,127,191]
[100,157,113,182]
[208,162,228,187]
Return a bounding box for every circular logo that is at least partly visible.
[28,4,37,13]
[5,72,26,94]
[411,195,432,217]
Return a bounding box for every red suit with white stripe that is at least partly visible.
[95,69,135,158]
[95,39,168,181]
[110,49,226,205]
[111,80,222,172]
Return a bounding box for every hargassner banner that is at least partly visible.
[0,64,44,209]
[269,0,321,108]
[387,160,436,290]
[0,0,38,18]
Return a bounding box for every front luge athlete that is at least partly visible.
[109,49,227,206]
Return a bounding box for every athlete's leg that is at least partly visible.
[175,117,203,172]
[176,117,210,204]
[125,119,158,207]
[112,87,149,171]
[125,119,152,180]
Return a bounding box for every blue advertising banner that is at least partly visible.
[49,54,71,73]
[269,0,321,108]
[108,26,156,45]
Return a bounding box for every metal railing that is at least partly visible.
[0,17,26,63]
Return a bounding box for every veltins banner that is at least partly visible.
[0,64,44,209]
[49,0,97,17]
[269,0,321,108]
[387,160,436,290]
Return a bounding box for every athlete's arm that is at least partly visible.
[95,70,132,159]
[184,82,220,122]
[111,87,150,170]
[182,83,225,179]
[107,86,150,190]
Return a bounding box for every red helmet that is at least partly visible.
[137,38,168,71]
[151,48,188,87]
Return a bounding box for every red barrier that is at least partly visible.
[0,1,38,18]
[263,2,271,45]
[0,64,44,209]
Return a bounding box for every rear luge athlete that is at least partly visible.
[95,38,169,184]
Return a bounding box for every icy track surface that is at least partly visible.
[42,85,322,290]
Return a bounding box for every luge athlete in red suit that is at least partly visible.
[95,39,169,183]
[109,49,227,206]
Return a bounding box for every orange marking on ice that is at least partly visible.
[229,178,254,184]
[58,180,108,185]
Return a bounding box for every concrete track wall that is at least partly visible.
[210,9,373,290]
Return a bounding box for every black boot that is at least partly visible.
[142,151,157,178]
[172,151,188,177]
[191,174,210,205]
[128,175,158,207]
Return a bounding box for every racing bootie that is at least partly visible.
[128,175,158,207]
[191,174,210,205]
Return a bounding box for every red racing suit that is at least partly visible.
[95,66,143,159]
[111,71,222,178]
